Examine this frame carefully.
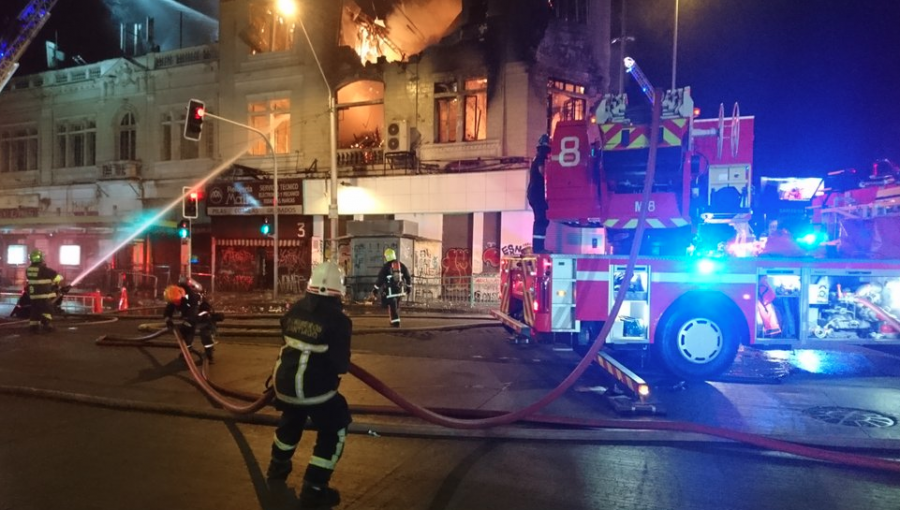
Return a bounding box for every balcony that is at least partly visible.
[100,161,141,180]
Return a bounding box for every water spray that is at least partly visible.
[71,114,286,287]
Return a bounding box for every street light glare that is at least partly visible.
[275,0,297,17]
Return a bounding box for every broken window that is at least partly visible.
[336,80,385,152]
[241,3,295,54]
[553,0,589,24]
[248,99,291,155]
[547,78,586,136]
[434,77,488,144]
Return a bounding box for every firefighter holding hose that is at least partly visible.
[25,249,64,333]
[267,261,352,508]
[163,277,218,364]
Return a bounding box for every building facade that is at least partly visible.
[0,0,610,296]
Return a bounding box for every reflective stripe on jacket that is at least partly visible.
[26,263,62,300]
[273,293,352,406]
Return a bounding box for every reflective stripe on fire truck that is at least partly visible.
[522,258,537,326]
[600,119,688,150]
[575,271,755,284]
[596,350,650,400]
[603,217,690,229]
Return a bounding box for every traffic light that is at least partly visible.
[183,99,205,141]
[177,219,191,239]
[183,187,199,219]
[260,217,271,236]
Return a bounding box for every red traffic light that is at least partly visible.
[194,107,205,119]
[184,99,206,141]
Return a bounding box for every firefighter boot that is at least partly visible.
[266,459,293,481]
[204,346,215,364]
[299,482,341,508]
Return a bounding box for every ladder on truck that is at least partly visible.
[0,0,58,93]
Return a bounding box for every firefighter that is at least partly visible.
[528,134,552,253]
[25,249,64,333]
[372,248,412,328]
[267,261,351,509]
[163,277,218,363]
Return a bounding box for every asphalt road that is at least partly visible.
[0,315,899,510]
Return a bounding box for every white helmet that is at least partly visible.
[306,262,345,298]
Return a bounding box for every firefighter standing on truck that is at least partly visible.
[25,249,63,333]
[267,261,352,509]
[372,247,412,328]
[163,277,218,363]
[528,134,552,253]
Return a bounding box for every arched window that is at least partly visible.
[118,112,137,160]
[336,80,385,150]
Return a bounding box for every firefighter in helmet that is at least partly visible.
[267,261,352,508]
[372,247,412,328]
[163,277,218,363]
[25,249,64,333]
[527,134,552,253]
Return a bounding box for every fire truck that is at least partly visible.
[0,0,57,93]
[493,65,900,382]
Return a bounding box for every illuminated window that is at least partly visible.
[0,126,39,172]
[7,245,26,265]
[434,77,488,144]
[248,99,290,155]
[117,112,137,160]
[59,245,81,266]
[547,78,587,136]
[242,4,295,54]
[336,80,385,151]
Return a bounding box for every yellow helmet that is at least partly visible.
[384,248,397,262]
[163,284,186,304]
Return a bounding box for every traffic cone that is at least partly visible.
[118,286,129,311]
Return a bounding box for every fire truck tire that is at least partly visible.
[573,321,602,356]
[654,307,741,381]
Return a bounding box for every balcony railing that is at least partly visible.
[100,160,141,180]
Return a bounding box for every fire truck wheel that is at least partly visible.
[655,307,740,381]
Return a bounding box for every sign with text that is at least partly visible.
[205,179,303,216]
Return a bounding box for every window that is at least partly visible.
[336,80,385,151]
[7,245,27,265]
[248,99,290,155]
[54,119,96,168]
[118,112,137,160]
[434,77,488,144]
[0,126,38,172]
[242,4,295,54]
[547,78,587,136]
[553,0,589,24]
[160,109,214,161]
[59,245,81,266]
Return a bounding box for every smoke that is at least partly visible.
[101,0,219,51]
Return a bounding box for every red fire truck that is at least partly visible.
[493,86,900,381]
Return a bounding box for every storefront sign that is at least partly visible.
[205,179,303,216]
[0,207,39,219]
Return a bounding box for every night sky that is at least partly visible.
[2,0,898,178]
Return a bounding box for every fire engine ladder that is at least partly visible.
[0,0,57,94]
[491,257,536,340]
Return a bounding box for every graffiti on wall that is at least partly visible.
[482,242,501,274]
[217,246,256,292]
[442,247,471,278]
[415,244,441,279]
[501,244,527,257]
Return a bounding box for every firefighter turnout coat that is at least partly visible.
[273,293,352,406]
[26,262,62,301]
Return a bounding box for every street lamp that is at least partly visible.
[288,4,339,264]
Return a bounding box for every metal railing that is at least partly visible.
[345,274,500,308]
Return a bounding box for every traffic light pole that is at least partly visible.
[203,112,280,298]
